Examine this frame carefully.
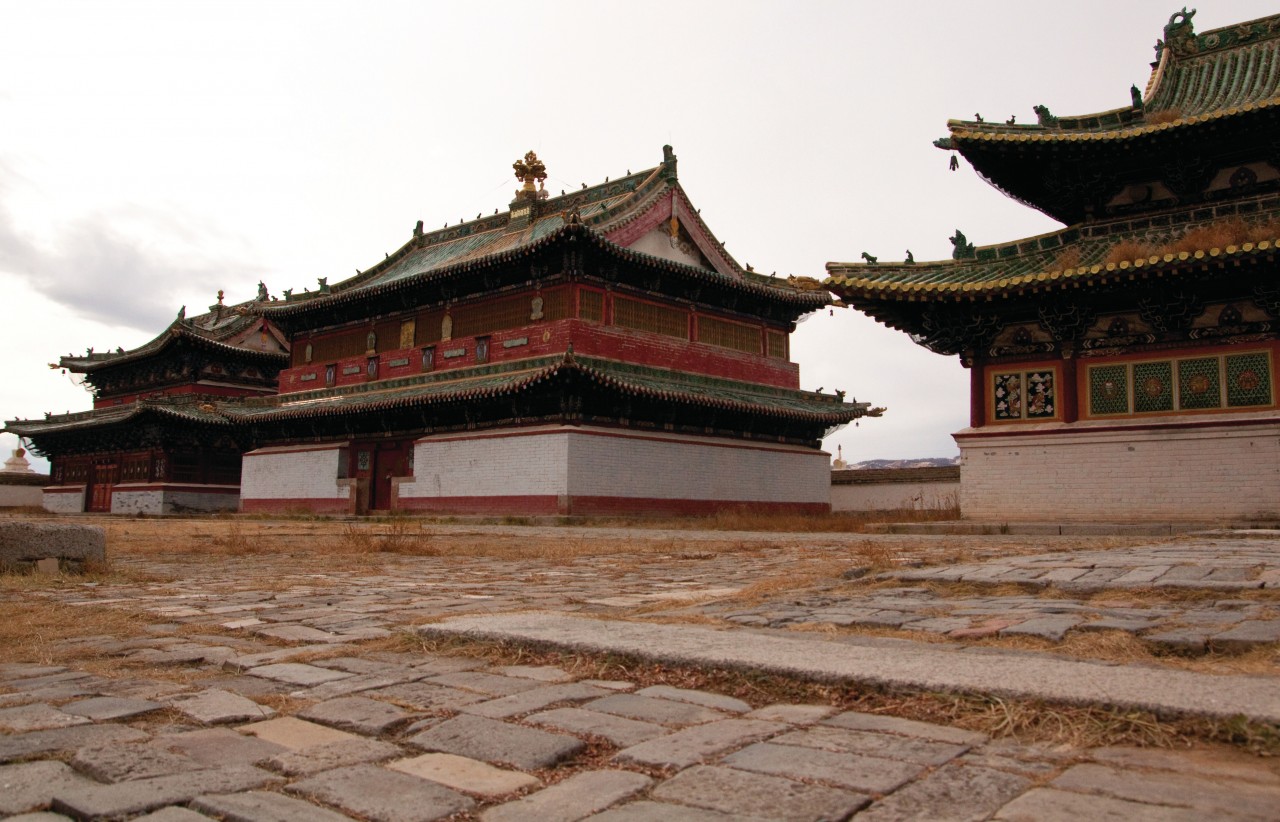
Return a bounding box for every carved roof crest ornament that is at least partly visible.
[513,150,549,199]
[1159,7,1197,57]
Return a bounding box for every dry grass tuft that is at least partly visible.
[1173,218,1249,253]
[1146,108,1182,125]
[1050,246,1082,271]
[0,600,153,665]
[1105,239,1160,265]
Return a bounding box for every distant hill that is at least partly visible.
[846,457,960,470]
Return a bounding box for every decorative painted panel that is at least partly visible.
[1025,371,1055,418]
[1133,361,1174,413]
[993,373,1023,420]
[1089,365,1129,415]
[1178,357,1221,410]
[1226,352,1272,407]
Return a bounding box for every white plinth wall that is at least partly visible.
[956,412,1280,522]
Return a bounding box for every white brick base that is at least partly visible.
[957,413,1280,522]
[397,425,831,515]
[240,444,352,514]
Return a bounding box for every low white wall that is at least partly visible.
[399,425,830,513]
[240,444,350,511]
[831,479,960,512]
[0,484,44,508]
[110,486,240,515]
[43,486,85,514]
[957,413,1280,522]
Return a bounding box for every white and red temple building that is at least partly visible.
[828,10,1280,522]
[9,147,874,515]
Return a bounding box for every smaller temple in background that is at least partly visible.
[828,10,1280,522]
[6,299,289,514]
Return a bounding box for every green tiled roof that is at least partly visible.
[827,202,1280,301]
[943,11,1280,144]
[225,353,871,424]
[263,149,827,318]
[61,308,286,373]
[5,399,232,438]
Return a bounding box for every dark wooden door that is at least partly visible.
[369,441,412,511]
[89,462,118,512]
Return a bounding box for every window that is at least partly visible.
[992,369,1057,421]
[1088,350,1273,416]
[366,357,379,380]
[579,290,604,323]
[475,336,490,364]
[698,315,761,354]
[612,296,689,339]
[325,364,336,386]
[421,346,435,372]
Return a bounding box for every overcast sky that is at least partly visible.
[2,1,1272,472]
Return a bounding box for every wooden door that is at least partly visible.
[89,462,118,512]
[370,441,412,511]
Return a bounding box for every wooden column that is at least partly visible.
[1061,351,1079,423]
[966,354,984,428]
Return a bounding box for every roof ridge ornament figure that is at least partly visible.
[861,252,878,264]
[1033,105,1058,127]
[950,229,976,260]
[513,150,549,199]
[1159,7,1197,57]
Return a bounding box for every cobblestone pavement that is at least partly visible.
[2,523,1279,819]
[692,535,1280,652]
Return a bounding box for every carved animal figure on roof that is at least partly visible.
[950,230,976,260]
[786,275,826,292]
[905,250,915,264]
[257,281,268,301]
[1033,105,1058,127]
[861,252,878,264]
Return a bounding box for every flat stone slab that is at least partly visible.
[992,787,1205,821]
[408,714,585,770]
[591,800,747,821]
[61,696,162,721]
[482,769,652,822]
[70,743,204,783]
[0,522,105,567]
[267,736,403,776]
[389,752,540,797]
[461,682,612,719]
[298,695,414,734]
[614,719,785,769]
[650,764,869,821]
[192,789,355,822]
[583,693,729,726]
[526,706,668,747]
[723,740,924,794]
[856,763,1031,822]
[0,760,99,815]
[288,763,475,822]
[634,685,751,714]
[0,702,90,732]
[168,687,276,725]
[246,662,353,686]
[0,724,148,763]
[155,727,287,767]
[50,764,279,819]
[239,716,364,751]
[421,614,1280,723]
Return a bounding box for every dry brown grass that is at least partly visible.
[1105,239,1160,265]
[399,633,1280,754]
[1050,245,1082,271]
[0,599,153,666]
[1146,108,1182,125]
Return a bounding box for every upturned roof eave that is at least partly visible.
[827,237,1280,303]
[260,222,827,322]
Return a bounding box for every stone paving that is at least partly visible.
[693,535,1280,652]
[1,522,1278,819]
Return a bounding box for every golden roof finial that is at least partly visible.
[513,150,547,194]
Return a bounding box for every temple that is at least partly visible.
[10,147,874,515]
[827,10,1280,522]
